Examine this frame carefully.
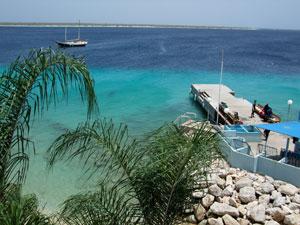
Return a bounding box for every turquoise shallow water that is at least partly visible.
[22,68,300,211]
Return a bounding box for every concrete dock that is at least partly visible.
[191,84,262,125]
[190,84,294,155]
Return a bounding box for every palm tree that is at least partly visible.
[0,48,98,198]
[48,119,221,225]
[0,185,54,225]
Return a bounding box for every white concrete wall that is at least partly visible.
[219,135,300,186]
[257,156,300,186]
[220,136,257,172]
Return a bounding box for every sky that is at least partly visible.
[1,0,300,29]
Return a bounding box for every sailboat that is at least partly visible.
[56,21,88,47]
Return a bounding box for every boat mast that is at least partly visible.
[216,49,224,125]
[64,27,67,41]
[78,20,81,40]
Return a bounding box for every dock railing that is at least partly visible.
[219,134,300,187]
[258,144,282,161]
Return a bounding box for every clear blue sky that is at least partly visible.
[1,0,300,29]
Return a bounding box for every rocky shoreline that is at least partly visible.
[180,167,300,225]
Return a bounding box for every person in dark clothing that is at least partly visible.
[263,103,273,118]
[251,100,257,118]
[266,107,273,118]
[263,104,270,114]
[264,129,270,140]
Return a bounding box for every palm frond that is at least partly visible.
[47,119,143,186]
[59,185,140,225]
[0,48,98,195]
[133,122,221,225]
[0,187,53,225]
[49,120,221,225]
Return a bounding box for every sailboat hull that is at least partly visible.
[56,40,88,47]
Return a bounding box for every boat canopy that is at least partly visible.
[255,121,300,139]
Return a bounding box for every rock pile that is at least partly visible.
[181,168,300,225]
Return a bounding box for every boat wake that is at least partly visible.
[159,41,167,54]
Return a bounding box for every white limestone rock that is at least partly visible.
[207,218,224,225]
[247,173,258,181]
[292,194,300,204]
[208,184,223,197]
[247,204,266,223]
[192,191,206,199]
[184,214,197,223]
[278,184,299,196]
[216,176,226,189]
[245,200,258,210]
[266,207,285,223]
[271,190,282,200]
[288,202,300,211]
[281,205,293,215]
[286,196,291,204]
[198,219,208,225]
[193,204,206,221]
[258,194,270,206]
[202,194,215,208]
[228,167,237,175]
[273,196,286,207]
[210,202,239,217]
[283,214,300,225]
[237,218,251,225]
[238,205,247,217]
[235,177,253,190]
[252,181,262,190]
[217,169,228,178]
[273,180,287,189]
[225,175,233,186]
[239,186,256,204]
[222,214,239,225]
[265,175,275,183]
[260,182,275,194]
[222,185,234,197]
[220,196,230,205]
[229,197,238,208]
[265,221,280,225]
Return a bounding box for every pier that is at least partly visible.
[190,84,261,125]
[190,83,292,152]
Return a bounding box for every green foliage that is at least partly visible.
[0,186,53,225]
[0,48,98,195]
[58,186,140,225]
[48,119,221,225]
[0,48,98,223]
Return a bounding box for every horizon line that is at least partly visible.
[0,21,272,31]
[0,22,299,32]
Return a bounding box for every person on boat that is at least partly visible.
[266,107,273,118]
[263,103,272,118]
[251,100,257,118]
[263,103,270,114]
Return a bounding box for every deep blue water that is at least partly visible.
[1,26,300,211]
[1,27,300,74]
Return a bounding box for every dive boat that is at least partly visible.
[56,22,88,47]
[254,104,281,123]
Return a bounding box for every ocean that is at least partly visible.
[1,26,300,211]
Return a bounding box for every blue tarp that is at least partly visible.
[255,121,300,139]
